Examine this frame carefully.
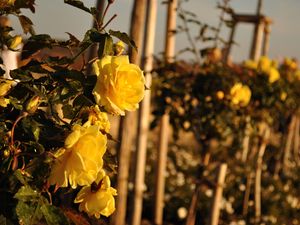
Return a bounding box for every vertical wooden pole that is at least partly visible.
[283,115,296,170]
[113,1,147,225]
[254,126,270,223]
[242,172,253,216]
[250,0,264,60]
[293,116,300,164]
[185,153,210,225]
[131,1,157,225]
[241,134,250,162]
[262,23,271,56]
[154,1,177,224]
[250,21,265,61]
[209,163,228,225]
[164,0,177,63]
[154,114,170,225]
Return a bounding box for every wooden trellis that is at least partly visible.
[224,0,272,62]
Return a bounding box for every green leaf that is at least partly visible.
[40,205,69,225]
[14,186,40,202]
[99,35,113,58]
[21,34,54,59]
[15,201,43,225]
[18,15,34,35]
[0,215,13,225]
[62,104,74,119]
[109,29,138,50]
[10,69,33,82]
[64,0,91,13]
[14,169,31,185]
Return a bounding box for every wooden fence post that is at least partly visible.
[113,1,147,225]
[185,153,210,225]
[209,163,228,225]
[154,0,177,224]
[254,125,270,223]
[283,115,296,170]
[250,0,264,60]
[131,0,157,225]
[293,116,300,164]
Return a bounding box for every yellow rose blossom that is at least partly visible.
[267,67,280,83]
[92,55,145,115]
[258,56,272,72]
[74,170,117,218]
[283,58,297,70]
[0,79,13,107]
[49,124,107,189]
[230,83,251,107]
[243,60,258,70]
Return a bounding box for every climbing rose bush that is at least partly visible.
[93,55,145,115]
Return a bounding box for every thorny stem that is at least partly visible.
[101,14,117,31]
[214,0,230,47]
[178,8,201,63]
[10,112,28,150]
[99,1,113,29]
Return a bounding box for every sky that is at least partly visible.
[10,0,300,62]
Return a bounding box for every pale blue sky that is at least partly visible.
[11,0,300,62]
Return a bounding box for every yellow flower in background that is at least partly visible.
[230,83,251,107]
[93,55,145,116]
[243,60,258,70]
[216,91,224,100]
[0,79,13,107]
[75,170,117,218]
[280,92,287,101]
[283,57,298,70]
[258,56,272,72]
[295,70,300,80]
[268,67,280,83]
[49,124,107,189]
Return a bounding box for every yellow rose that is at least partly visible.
[49,124,107,188]
[74,170,117,218]
[93,55,145,115]
[258,56,272,72]
[283,57,297,70]
[0,79,13,107]
[243,60,257,70]
[88,106,110,133]
[267,67,280,83]
[230,83,251,107]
